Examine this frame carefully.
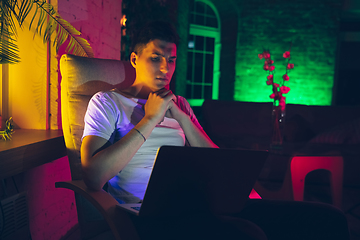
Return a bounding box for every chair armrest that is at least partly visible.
[55,180,140,240]
[55,180,120,212]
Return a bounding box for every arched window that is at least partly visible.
[186,0,221,106]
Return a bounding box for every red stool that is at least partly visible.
[290,156,344,209]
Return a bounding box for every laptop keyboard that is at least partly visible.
[131,206,141,211]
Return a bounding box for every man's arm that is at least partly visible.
[177,115,218,148]
[81,91,174,191]
[167,97,218,148]
[81,117,158,191]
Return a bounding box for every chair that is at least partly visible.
[254,155,344,209]
[55,54,139,240]
[290,155,343,208]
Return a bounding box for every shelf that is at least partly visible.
[0,129,67,179]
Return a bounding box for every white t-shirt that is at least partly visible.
[82,90,201,203]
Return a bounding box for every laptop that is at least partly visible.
[117,145,268,217]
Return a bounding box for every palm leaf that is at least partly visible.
[14,0,33,26]
[1,1,18,36]
[0,0,94,64]
[31,1,94,57]
[17,0,33,24]
[0,0,23,63]
[0,39,20,64]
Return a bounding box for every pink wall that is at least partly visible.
[24,1,123,239]
[58,0,122,60]
[25,157,77,240]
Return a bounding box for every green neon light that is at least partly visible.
[234,49,334,106]
[187,99,205,106]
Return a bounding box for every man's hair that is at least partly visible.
[131,20,179,55]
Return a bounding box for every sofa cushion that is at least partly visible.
[202,100,273,138]
[309,117,360,145]
[283,114,316,143]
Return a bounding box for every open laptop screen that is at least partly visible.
[119,146,268,217]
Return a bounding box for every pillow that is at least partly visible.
[309,117,360,145]
[283,114,315,142]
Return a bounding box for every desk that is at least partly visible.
[0,129,67,179]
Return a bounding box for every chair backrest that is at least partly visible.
[60,54,135,180]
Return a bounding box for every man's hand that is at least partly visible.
[144,89,175,124]
[165,96,188,122]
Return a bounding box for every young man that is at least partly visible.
[81,20,217,203]
[80,21,350,240]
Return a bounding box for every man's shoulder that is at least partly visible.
[176,95,188,104]
[175,95,192,112]
[91,89,123,101]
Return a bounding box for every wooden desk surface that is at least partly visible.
[0,129,67,179]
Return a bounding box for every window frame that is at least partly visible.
[186,0,221,107]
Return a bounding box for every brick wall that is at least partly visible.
[58,0,122,60]
[233,0,342,105]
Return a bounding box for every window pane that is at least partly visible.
[195,36,204,51]
[194,53,203,83]
[204,4,217,28]
[205,53,214,83]
[205,37,215,52]
[194,13,204,25]
[194,85,203,99]
[187,52,193,81]
[204,86,212,99]
[205,4,216,17]
[206,16,218,28]
[186,83,193,98]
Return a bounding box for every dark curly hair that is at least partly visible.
[131,20,179,55]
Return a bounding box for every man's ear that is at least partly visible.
[130,52,137,68]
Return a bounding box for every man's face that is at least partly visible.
[131,39,177,92]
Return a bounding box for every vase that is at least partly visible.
[270,100,286,150]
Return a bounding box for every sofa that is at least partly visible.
[201,99,360,187]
